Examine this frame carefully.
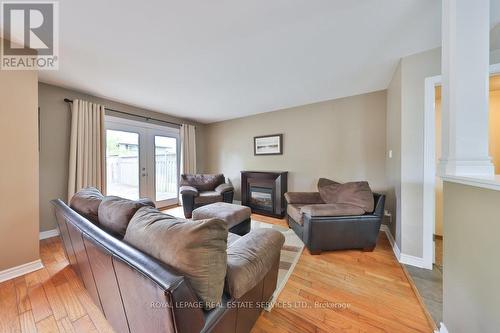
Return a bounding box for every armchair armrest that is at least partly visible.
[284,192,324,204]
[215,183,234,194]
[225,229,284,299]
[179,185,198,196]
[300,203,364,217]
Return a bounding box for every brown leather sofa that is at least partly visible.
[285,179,385,254]
[52,188,283,333]
[180,174,234,218]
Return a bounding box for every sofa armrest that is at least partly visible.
[300,203,365,217]
[215,183,234,194]
[179,185,198,196]
[284,192,324,204]
[225,229,284,299]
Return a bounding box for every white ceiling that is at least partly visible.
[38,0,500,123]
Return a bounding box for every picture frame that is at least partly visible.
[254,134,283,155]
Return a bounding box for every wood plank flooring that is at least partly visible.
[0,212,434,332]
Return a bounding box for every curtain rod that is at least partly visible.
[63,98,182,128]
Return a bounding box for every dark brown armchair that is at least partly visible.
[180,174,234,218]
[285,179,385,254]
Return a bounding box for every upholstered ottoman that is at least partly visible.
[192,202,251,236]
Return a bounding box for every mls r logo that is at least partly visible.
[2,2,55,56]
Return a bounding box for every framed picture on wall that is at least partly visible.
[254,134,283,155]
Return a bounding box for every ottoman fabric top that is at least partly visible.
[192,202,251,229]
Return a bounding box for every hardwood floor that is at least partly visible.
[0,237,113,333]
[0,212,434,332]
[247,214,435,333]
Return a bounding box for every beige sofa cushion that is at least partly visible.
[284,192,324,205]
[225,229,284,299]
[194,191,223,204]
[318,180,374,213]
[287,204,306,225]
[124,206,228,309]
[69,187,103,223]
[98,196,155,237]
[300,203,365,217]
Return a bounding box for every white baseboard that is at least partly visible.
[0,259,44,283]
[436,322,448,333]
[39,228,60,240]
[380,224,401,260]
[381,225,427,268]
[399,253,426,268]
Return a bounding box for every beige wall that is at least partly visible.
[204,90,388,200]
[400,47,441,257]
[0,63,40,271]
[38,82,207,232]
[443,181,500,332]
[386,61,402,248]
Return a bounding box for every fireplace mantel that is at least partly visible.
[241,171,288,218]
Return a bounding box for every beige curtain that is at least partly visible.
[67,99,106,201]
[180,124,197,174]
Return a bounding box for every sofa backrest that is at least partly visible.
[180,173,225,191]
[51,199,206,333]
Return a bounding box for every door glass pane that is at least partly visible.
[106,130,140,200]
[155,136,178,202]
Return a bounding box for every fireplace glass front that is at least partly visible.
[249,186,273,211]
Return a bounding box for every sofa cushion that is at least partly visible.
[225,229,284,299]
[124,206,228,309]
[318,180,374,213]
[98,196,155,237]
[215,183,234,194]
[69,187,104,223]
[287,204,306,225]
[317,177,340,189]
[228,233,241,247]
[180,174,225,191]
[194,191,223,205]
[300,203,365,217]
[192,202,251,229]
[284,192,324,205]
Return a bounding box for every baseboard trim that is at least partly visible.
[400,253,426,268]
[380,225,401,260]
[0,259,44,283]
[380,225,427,268]
[437,322,448,333]
[39,228,60,240]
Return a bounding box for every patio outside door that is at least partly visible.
[105,116,180,208]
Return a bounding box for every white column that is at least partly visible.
[440,0,494,176]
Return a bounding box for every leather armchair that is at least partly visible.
[285,191,385,254]
[180,174,234,218]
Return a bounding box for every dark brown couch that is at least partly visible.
[285,179,385,254]
[180,174,234,218]
[52,189,283,333]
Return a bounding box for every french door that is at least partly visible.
[105,116,180,208]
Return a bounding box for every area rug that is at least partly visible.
[250,219,304,311]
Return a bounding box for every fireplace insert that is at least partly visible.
[249,186,273,212]
[241,171,288,218]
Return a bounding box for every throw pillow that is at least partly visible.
[69,187,104,223]
[98,196,155,237]
[318,181,374,213]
